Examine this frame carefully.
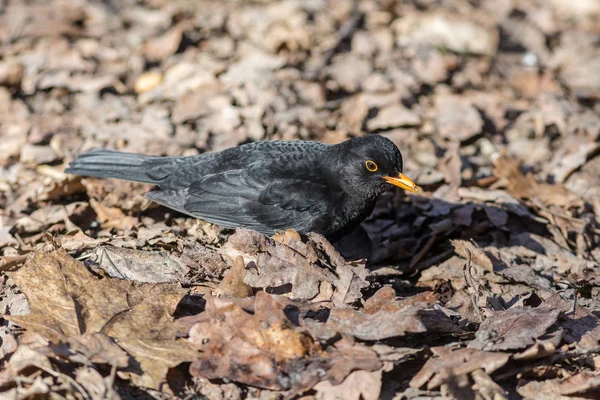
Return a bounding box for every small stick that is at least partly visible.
[463,249,483,323]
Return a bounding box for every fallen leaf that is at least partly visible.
[314,368,384,400]
[560,372,600,396]
[220,229,368,304]
[89,198,138,231]
[142,25,184,62]
[543,293,600,349]
[217,255,253,298]
[471,369,508,400]
[468,306,561,351]
[409,348,510,390]
[394,12,498,56]
[75,366,117,400]
[188,291,319,390]
[434,92,484,141]
[60,230,109,251]
[494,155,579,208]
[188,292,381,392]
[86,245,189,283]
[0,345,53,387]
[0,60,24,87]
[326,53,373,93]
[40,333,130,368]
[518,379,589,400]
[8,250,193,390]
[37,176,86,202]
[305,288,461,341]
[367,103,421,131]
[15,202,87,233]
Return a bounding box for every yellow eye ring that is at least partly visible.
[365,160,378,172]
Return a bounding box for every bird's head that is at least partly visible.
[336,135,419,198]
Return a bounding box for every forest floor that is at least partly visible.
[1,0,600,399]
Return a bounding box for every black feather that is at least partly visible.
[66,135,408,240]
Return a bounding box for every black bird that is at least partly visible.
[66,135,418,240]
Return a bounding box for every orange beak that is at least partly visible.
[383,173,420,193]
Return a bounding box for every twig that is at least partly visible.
[410,233,438,269]
[105,364,118,399]
[33,363,91,400]
[463,249,483,323]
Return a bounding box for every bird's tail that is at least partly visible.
[65,149,163,184]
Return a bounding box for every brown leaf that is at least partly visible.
[494,155,579,207]
[518,379,588,400]
[434,93,484,141]
[439,140,462,200]
[314,368,384,400]
[543,293,600,349]
[468,306,561,351]
[366,103,421,131]
[189,291,319,390]
[308,233,370,306]
[220,229,368,304]
[471,369,508,400]
[38,176,86,202]
[217,255,253,298]
[40,333,130,368]
[7,250,193,390]
[306,288,461,341]
[326,53,372,93]
[15,202,87,233]
[394,13,498,56]
[0,345,53,387]
[0,60,24,87]
[75,366,117,400]
[117,338,194,390]
[87,246,189,283]
[409,348,510,390]
[171,86,219,124]
[0,327,18,361]
[188,292,381,391]
[513,326,563,360]
[89,198,138,231]
[559,372,600,396]
[324,338,382,385]
[451,240,494,271]
[142,25,184,62]
[60,230,109,251]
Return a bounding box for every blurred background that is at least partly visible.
[1,0,599,260]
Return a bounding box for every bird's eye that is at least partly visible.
[365,160,378,172]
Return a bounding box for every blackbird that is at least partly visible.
[66,135,418,240]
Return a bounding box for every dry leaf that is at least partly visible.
[494,155,579,207]
[314,368,384,400]
[217,255,253,298]
[305,288,461,341]
[409,348,510,390]
[469,306,561,351]
[220,229,368,304]
[87,246,189,283]
[188,292,381,391]
[8,250,193,390]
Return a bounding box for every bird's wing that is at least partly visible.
[147,140,329,190]
[147,167,330,235]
